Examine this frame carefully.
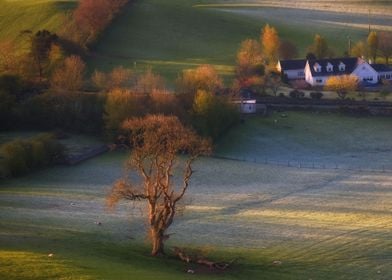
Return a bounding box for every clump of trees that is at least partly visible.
[107,115,212,256]
[351,31,392,63]
[0,133,65,178]
[63,0,129,48]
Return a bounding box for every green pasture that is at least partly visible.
[1,112,392,279]
[91,0,389,84]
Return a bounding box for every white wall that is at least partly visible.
[352,63,379,84]
[284,69,305,80]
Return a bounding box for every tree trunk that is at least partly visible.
[151,228,165,256]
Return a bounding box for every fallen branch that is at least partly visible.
[173,247,236,270]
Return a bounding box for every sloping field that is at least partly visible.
[0,0,76,46]
[92,0,391,83]
[2,112,392,279]
[216,111,392,171]
[0,152,391,279]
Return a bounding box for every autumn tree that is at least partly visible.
[378,31,392,64]
[176,65,223,110]
[135,68,165,94]
[236,39,264,77]
[351,41,367,58]
[73,0,128,46]
[261,24,280,65]
[192,90,239,140]
[367,31,378,62]
[150,90,184,118]
[107,115,212,256]
[177,65,223,95]
[325,75,358,99]
[104,88,147,138]
[92,66,134,91]
[279,40,298,60]
[50,55,86,91]
[308,34,330,59]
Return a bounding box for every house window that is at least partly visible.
[298,71,304,77]
[339,63,345,71]
[326,63,333,72]
[314,63,321,73]
[387,74,391,79]
[316,79,323,83]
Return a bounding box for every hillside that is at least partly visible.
[91,0,391,83]
[0,0,76,46]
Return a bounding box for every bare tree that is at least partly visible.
[107,115,212,256]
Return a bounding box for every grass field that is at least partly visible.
[92,0,391,84]
[0,0,76,47]
[1,113,392,279]
[216,111,392,170]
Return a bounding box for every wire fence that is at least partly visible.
[212,154,392,174]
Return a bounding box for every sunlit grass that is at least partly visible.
[0,0,76,48]
[0,250,93,280]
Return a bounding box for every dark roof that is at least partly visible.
[371,64,392,72]
[307,57,360,77]
[279,59,307,71]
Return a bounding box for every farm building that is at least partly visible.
[277,57,392,86]
[233,99,257,114]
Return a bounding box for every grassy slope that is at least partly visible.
[216,111,392,169]
[1,113,392,279]
[91,0,378,84]
[0,0,76,47]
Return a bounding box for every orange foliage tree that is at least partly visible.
[73,0,128,46]
[50,55,86,91]
[107,115,212,256]
[260,24,280,65]
[325,75,358,99]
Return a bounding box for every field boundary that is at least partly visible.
[212,154,392,174]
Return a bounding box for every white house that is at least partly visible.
[304,57,380,86]
[276,59,306,80]
[278,57,392,87]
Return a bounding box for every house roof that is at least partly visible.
[279,59,307,71]
[371,64,392,72]
[307,57,361,77]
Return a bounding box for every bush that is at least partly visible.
[289,90,305,99]
[310,92,323,99]
[0,133,65,178]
